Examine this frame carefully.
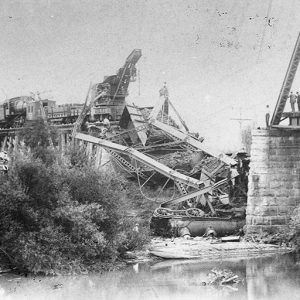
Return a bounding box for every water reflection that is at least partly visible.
[0,253,299,300]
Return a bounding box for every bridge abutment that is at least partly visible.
[246,129,300,234]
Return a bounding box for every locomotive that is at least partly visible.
[0,97,84,128]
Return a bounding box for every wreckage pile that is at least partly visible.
[0,49,248,239]
[95,102,249,238]
[75,75,249,238]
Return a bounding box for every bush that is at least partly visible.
[0,153,150,274]
[0,120,152,274]
[65,144,90,167]
[117,218,151,254]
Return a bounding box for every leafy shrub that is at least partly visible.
[117,218,151,254]
[65,144,90,167]
[0,153,151,274]
[0,120,151,274]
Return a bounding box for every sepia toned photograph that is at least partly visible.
[0,1,300,299]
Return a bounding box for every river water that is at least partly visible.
[0,253,299,300]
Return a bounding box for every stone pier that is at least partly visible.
[246,129,300,234]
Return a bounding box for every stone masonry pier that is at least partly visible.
[247,129,300,234]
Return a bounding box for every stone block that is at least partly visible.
[269,168,291,174]
[262,197,278,206]
[293,182,300,189]
[258,225,288,234]
[277,206,289,216]
[252,216,271,225]
[270,174,290,182]
[248,196,264,206]
[270,181,284,189]
[253,206,267,216]
[283,162,297,168]
[276,189,296,197]
[245,225,264,235]
[274,189,290,197]
[259,190,275,197]
[251,174,259,182]
[269,216,287,225]
[283,197,297,206]
[278,206,295,216]
[246,204,255,213]
[245,216,253,224]
[267,206,278,216]
[295,197,300,205]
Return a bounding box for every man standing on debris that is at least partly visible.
[296,92,300,111]
[289,91,297,112]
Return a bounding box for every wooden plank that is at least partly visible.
[126,105,148,146]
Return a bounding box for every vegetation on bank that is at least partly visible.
[0,120,152,275]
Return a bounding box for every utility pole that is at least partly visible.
[230,107,252,131]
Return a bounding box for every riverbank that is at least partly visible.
[122,236,295,266]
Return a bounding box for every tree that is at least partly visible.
[18,119,58,165]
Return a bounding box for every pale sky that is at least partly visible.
[1,0,300,151]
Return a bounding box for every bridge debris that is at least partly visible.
[0,49,250,238]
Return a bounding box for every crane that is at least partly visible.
[95,49,142,104]
[72,49,142,139]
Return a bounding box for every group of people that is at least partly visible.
[265,91,300,127]
[289,91,300,112]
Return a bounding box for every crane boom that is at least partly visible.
[271,33,300,126]
[72,49,142,138]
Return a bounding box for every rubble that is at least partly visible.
[207,269,242,286]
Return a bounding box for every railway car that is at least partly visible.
[47,103,84,124]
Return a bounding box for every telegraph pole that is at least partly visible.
[230,107,252,130]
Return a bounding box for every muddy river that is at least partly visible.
[0,253,299,300]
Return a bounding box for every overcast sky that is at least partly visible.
[1,0,300,151]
